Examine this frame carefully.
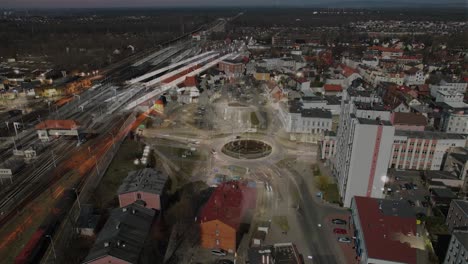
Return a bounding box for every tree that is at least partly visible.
[315,175,329,191]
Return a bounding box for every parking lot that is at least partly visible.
[385,170,431,217]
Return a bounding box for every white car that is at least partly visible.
[338,237,352,243]
[211,249,227,256]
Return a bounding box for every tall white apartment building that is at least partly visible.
[332,89,395,207]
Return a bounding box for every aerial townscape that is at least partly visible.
[0,2,467,264]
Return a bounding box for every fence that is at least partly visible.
[41,112,136,264]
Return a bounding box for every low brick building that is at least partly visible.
[199,181,256,253]
[118,168,167,210]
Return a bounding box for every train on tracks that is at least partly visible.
[14,188,77,264]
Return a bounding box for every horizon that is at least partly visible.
[1,0,466,9]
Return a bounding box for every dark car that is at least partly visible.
[217,260,234,264]
[333,228,347,234]
[404,183,412,190]
[408,200,415,206]
[332,219,347,225]
[421,201,429,207]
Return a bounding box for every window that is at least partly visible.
[137,193,142,199]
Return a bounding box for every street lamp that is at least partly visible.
[51,150,57,167]
[108,132,115,149]
[72,188,81,210]
[93,155,100,175]
[45,235,56,260]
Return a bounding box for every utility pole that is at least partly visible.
[51,150,57,167]
[45,235,57,260]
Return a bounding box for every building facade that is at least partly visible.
[389,131,466,171]
[443,230,468,264]
[332,89,395,207]
[446,200,468,232]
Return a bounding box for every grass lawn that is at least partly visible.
[93,138,144,208]
[273,215,289,232]
[323,183,341,204]
[250,112,260,126]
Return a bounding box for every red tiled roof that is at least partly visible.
[354,197,417,264]
[340,64,358,78]
[392,112,427,126]
[184,76,198,87]
[35,120,80,130]
[199,181,256,230]
[416,84,429,92]
[369,46,403,53]
[324,84,343,92]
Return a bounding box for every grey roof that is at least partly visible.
[117,168,168,195]
[451,153,468,163]
[452,200,468,217]
[425,171,459,180]
[324,95,341,105]
[378,199,416,218]
[354,101,387,111]
[431,188,457,199]
[76,204,100,230]
[453,230,468,250]
[395,130,466,140]
[357,118,392,126]
[83,203,156,264]
[301,108,332,119]
[301,96,323,102]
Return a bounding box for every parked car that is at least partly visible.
[332,219,347,225]
[408,200,415,207]
[421,201,429,207]
[338,237,352,243]
[333,228,347,234]
[216,260,234,264]
[404,183,412,190]
[211,249,227,256]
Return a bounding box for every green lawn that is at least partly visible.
[93,138,144,208]
[273,215,289,232]
[323,183,341,204]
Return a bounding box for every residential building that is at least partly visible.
[443,147,468,190]
[390,130,466,171]
[254,67,271,81]
[446,200,468,232]
[436,90,465,103]
[320,131,337,160]
[323,84,343,96]
[430,80,467,98]
[278,100,332,143]
[443,230,468,264]
[333,89,395,207]
[248,243,303,264]
[219,59,245,79]
[404,68,426,86]
[390,112,427,131]
[440,106,468,135]
[199,181,256,253]
[351,196,418,264]
[118,168,168,210]
[83,202,156,264]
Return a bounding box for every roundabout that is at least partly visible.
[221,139,272,159]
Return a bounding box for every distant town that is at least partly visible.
[0,7,467,264]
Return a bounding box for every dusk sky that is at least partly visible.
[1,0,465,8]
